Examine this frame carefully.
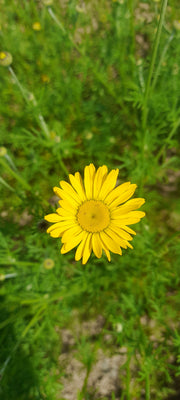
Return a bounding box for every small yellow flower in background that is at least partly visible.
[76,5,86,13]
[50,131,56,140]
[41,74,50,83]
[173,20,180,31]
[50,131,61,143]
[42,0,53,5]
[0,51,13,67]
[45,164,145,264]
[32,22,42,31]
[0,147,7,156]
[85,131,93,140]
[43,258,55,270]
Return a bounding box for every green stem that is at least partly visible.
[21,305,46,338]
[8,66,29,102]
[37,113,50,139]
[3,273,17,280]
[128,0,135,56]
[0,158,31,191]
[48,7,66,34]
[8,66,50,139]
[126,356,131,400]
[79,368,90,399]
[8,65,68,174]
[55,151,69,177]
[155,115,180,162]
[145,372,150,400]
[0,260,39,266]
[151,31,174,92]
[0,176,15,191]
[142,0,168,131]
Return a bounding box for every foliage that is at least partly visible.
[0,0,180,399]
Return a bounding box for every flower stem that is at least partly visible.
[8,66,50,139]
[8,66,29,102]
[139,0,168,194]
[151,31,174,92]
[126,355,131,400]
[0,176,15,191]
[145,372,150,400]
[8,62,68,175]
[155,115,180,162]
[47,7,66,34]
[142,0,168,132]
[37,114,50,139]
[0,158,31,191]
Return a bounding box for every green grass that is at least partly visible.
[0,0,180,399]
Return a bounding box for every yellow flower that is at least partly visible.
[0,147,7,156]
[0,51,13,67]
[173,20,180,31]
[43,258,55,269]
[41,74,50,83]
[32,22,42,31]
[0,274,5,281]
[45,164,145,264]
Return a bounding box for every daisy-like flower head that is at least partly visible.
[45,164,145,264]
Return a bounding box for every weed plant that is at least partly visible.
[0,0,180,399]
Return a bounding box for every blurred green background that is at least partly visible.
[0,0,180,399]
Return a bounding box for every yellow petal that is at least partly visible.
[105,227,130,249]
[84,163,96,199]
[58,200,77,214]
[59,180,82,204]
[108,184,137,209]
[100,231,122,255]
[110,223,133,241]
[121,225,136,235]
[69,172,87,201]
[93,165,108,198]
[47,221,74,233]
[61,224,82,243]
[54,187,80,208]
[99,237,111,261]
[56,207,75,218]
[50,229,64,238]
[92,233,102,258]
[75,231,89,261]
[82,233,92,264]
[44,213,62,223]
[112,198,145,216]
[103,247,111,262]
[97,169,119,200]
[53,186,62,198]
[61,231,84,253]
[112,211,146,225]
[60,244,66,253]
[104,182,131,204]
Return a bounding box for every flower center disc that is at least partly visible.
[77,200,110,233]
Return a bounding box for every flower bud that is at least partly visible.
[0,147,7,156]
[43,258,55,270]
[0,51,13,67]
